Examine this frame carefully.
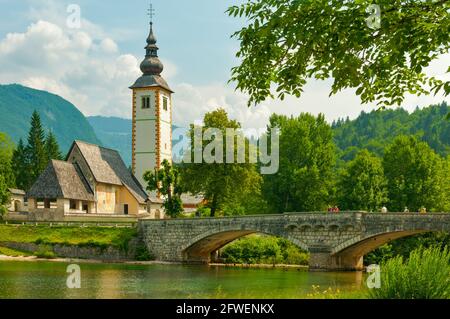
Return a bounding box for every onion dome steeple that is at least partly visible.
[130,5,173,92]
[140,22,164,75]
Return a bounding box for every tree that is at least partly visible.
[383,135,448,212]
[438,155,450,212]
[262,113,335,213]
[11,139,30,191]
[332,103,450,160]
[144,159,184,218]
[337,149,388,211]
[45,131,63,161]
[10,113,63,191]
[228,0,449,107]
[25,111,48,189]
[0,133,12,214]
[181,109,263,217]
[0,174,9,216]
[0,132,15,187]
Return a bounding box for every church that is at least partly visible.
[22,18,200,221]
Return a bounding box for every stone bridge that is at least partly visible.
[139,212,450,271]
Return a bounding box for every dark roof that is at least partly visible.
[71,141,149,204]
[129,74,173,92]
[27,160,94,201]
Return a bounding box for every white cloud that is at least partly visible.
[0,17,174,119]
[99,38,118,54]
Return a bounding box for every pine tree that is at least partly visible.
[11,139,30,190]
[25,111,48,188]
[0,132,15,187]
[45,131,63,161]
[0,174,9,216]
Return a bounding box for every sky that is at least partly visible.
[0,0,448,129]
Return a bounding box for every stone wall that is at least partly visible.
[1,239,139,261]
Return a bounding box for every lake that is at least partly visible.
[0,260,365,299]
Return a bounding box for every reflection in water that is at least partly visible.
[0,261,365,299]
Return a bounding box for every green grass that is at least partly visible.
[0,246,32,257]
[187,285,367,299]
[368,246,450,299]
[0,225,138,251]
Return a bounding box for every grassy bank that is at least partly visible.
[0,246,32,257]
[0,224,138,252]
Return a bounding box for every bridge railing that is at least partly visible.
[139,211,449,222]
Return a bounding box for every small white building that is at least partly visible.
[8,188,26,212]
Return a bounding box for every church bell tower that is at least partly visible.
[130,11,173,187]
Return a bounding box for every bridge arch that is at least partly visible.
[181,228,309,263]
[325,230,430,270]
[335,231,421,255]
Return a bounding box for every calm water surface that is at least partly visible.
[0,261,365,299]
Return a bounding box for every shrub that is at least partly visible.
[0,205,7,220]
[134,243,154,261]
[195,205,211,218]
[221,235,309,265]
[368,246,450,299]
[34,245,56,259]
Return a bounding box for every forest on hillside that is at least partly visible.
[333,102,450,163]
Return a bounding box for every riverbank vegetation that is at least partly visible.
[0,224,137,252]
[220,235,309,265]
[369,246,450,299]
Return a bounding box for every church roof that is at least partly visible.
[129,74,173,92]
[27,160,95,201]
[69,141,149,204]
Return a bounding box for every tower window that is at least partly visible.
[142,96,151,109]
[163,96,168,111]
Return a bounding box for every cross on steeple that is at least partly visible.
[147,3,155,25]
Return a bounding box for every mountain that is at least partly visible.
[332,102,450,161]
[0,84,101,153]
[87,116,132,167]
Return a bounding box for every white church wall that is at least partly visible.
[135,121,156,151]
[159,90,172,163]
[135,153,156,186]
